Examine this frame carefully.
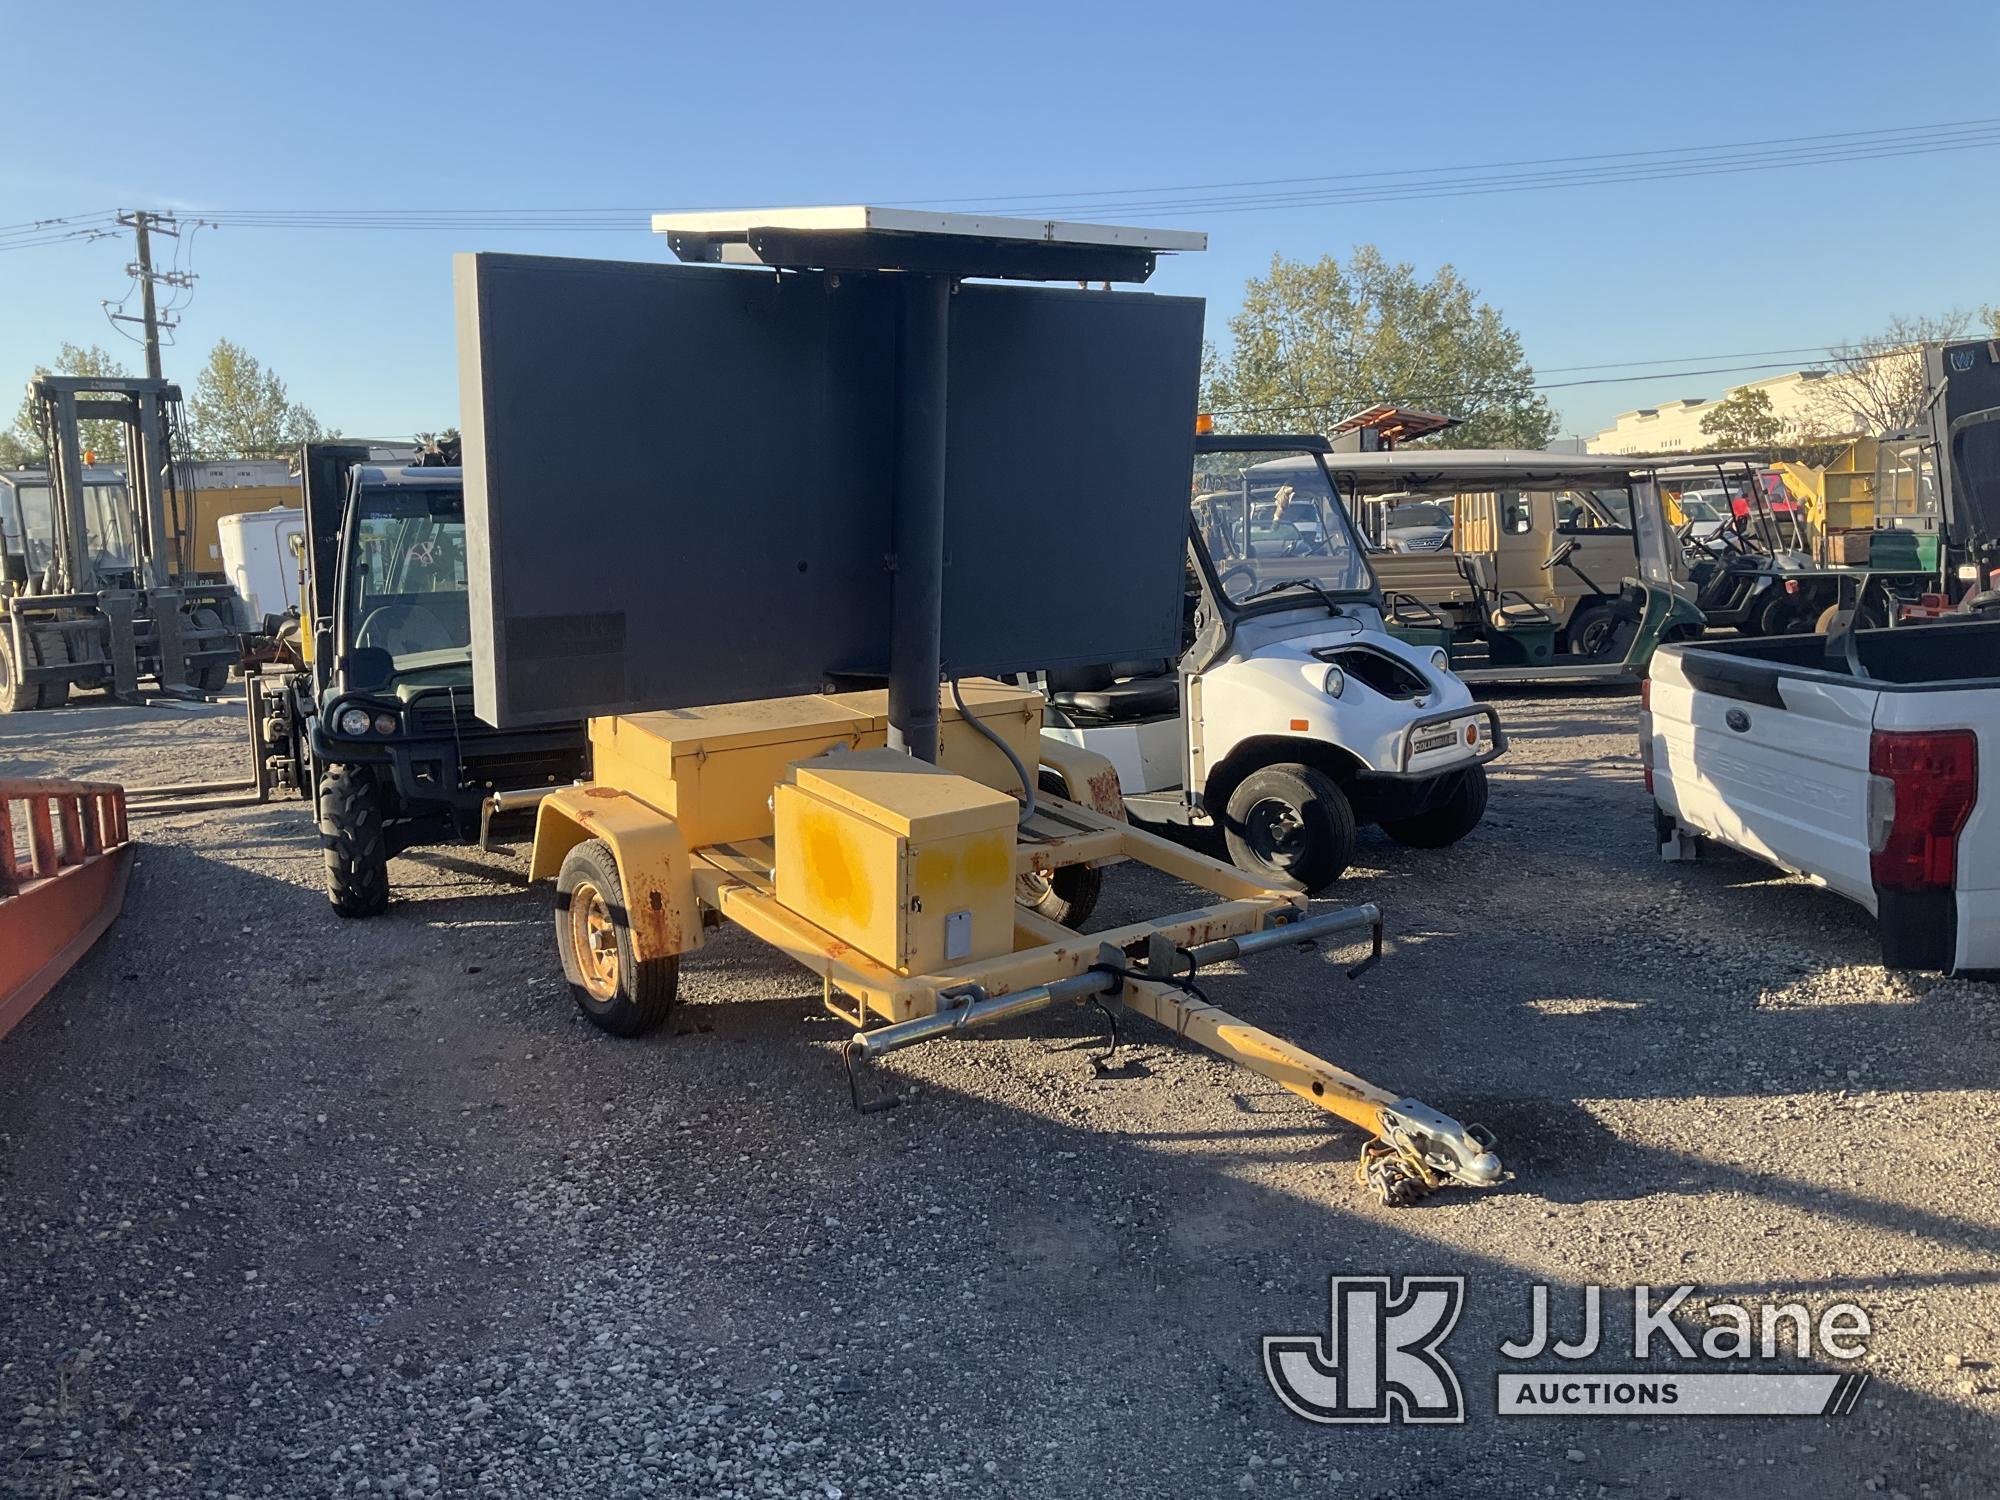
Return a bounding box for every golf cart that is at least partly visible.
[1328,449,1705,683]
[1040,432,1504,894]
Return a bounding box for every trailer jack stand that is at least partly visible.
[841,1041,901,1116]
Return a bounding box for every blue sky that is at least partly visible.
[3,0,1996,443]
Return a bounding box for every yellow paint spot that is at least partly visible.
[801,809,871,932]
[914,845,958,896]
[963,832,1011,890]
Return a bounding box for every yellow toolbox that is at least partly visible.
[826,680,1044,800]
[774,747,1017,975]
[588,681,1045,852]
[589,697,877,850]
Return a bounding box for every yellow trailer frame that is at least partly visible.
[530,695,1502,1206]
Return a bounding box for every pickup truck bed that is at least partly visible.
[1643,620,2000,973]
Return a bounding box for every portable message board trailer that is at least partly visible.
[460,209,1502,1204]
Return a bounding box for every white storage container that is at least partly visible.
[217,507,308,627]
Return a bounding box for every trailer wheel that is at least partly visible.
[318,764,391,918]
[1380,765,1489,849]
[554,839,679,1038]
[32,628,71,710]
[188,606,232,692]
[1222,763,1355,895]
[1017,770,1104,927]
[0,629,34,713]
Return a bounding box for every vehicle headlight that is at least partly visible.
[336,705,373,737]
[1429,647,1451,674]
[373,712,399,736]
[1322,665,1345,698]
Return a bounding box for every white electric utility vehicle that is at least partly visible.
[1040,433,1504,893]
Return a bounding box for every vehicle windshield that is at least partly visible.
[1678,496,1723,523]
[1191,450,1375,607]
[82,481,138,571]
[1386,501,1451,529]
[343,484,471,673]
[1553,487,1635,530]
[1,480,134,574]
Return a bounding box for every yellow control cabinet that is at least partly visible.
[774,748,1017,976]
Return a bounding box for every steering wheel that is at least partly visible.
[1541,537,1580,572]
[356,602,455,655]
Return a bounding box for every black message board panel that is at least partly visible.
[940,283,1203,677]
[456,252,1200,725]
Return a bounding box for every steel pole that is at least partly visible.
[886,273,950,762]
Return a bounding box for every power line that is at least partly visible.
[880,116,2000,207]
[1204,358,1840,419]
[4,114,1973,245]
[985,130,2000,218]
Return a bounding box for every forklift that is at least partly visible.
[0,377,238,711]
[462,208,1506,1206]
[255,439,589,916]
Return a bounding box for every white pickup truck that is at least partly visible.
[1642,620,1998,973]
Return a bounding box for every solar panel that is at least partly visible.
[455,251,1202,726]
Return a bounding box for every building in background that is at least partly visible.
[1585,353,1911,455]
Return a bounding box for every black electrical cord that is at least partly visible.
[948,674,1035,827]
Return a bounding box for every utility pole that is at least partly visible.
[111,210,192,380]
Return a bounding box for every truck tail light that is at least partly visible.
[1867,729,1977,890]
[1638,678,1654,795]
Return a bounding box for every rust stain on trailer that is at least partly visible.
[1086,766,1127,819]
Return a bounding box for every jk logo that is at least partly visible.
[1263,1276,1466,1424]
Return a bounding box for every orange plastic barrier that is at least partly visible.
[0,778,133,1042]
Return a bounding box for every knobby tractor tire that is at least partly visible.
[554,838,680,1038]
[189,606,231,693]
[317,764,392,918]
[33,628,72,710]
[1222,762,1356,895]
[1016,770,1104,928]
[0,628,34,713]
[1380,764,1490,849]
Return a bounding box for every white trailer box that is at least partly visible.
[217,507,307,627]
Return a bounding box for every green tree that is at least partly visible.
[1698,387,1785,450]
[0,343,134,468]
[1201,247,1555,449]
[183,338,325,459]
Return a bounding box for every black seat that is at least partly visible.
[1047,659,1179,719]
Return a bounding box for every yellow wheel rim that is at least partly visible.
[569,879,620,1000]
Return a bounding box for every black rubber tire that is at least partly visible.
[1564,602,1620,658]
[1753,592,1810,637]
[189,606,232,693]
[317,764,392,918]
[1222,763,1356,895]
[1380,764,1490,849]
[554,839,679,1038]
[0,628,34,713]
[1017,770,1104,927]
[33,628,71,710]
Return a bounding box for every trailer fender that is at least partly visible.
[1036,738,1127,821]
[531,787,703,959]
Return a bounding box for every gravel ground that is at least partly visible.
[3,688,1998,1500]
